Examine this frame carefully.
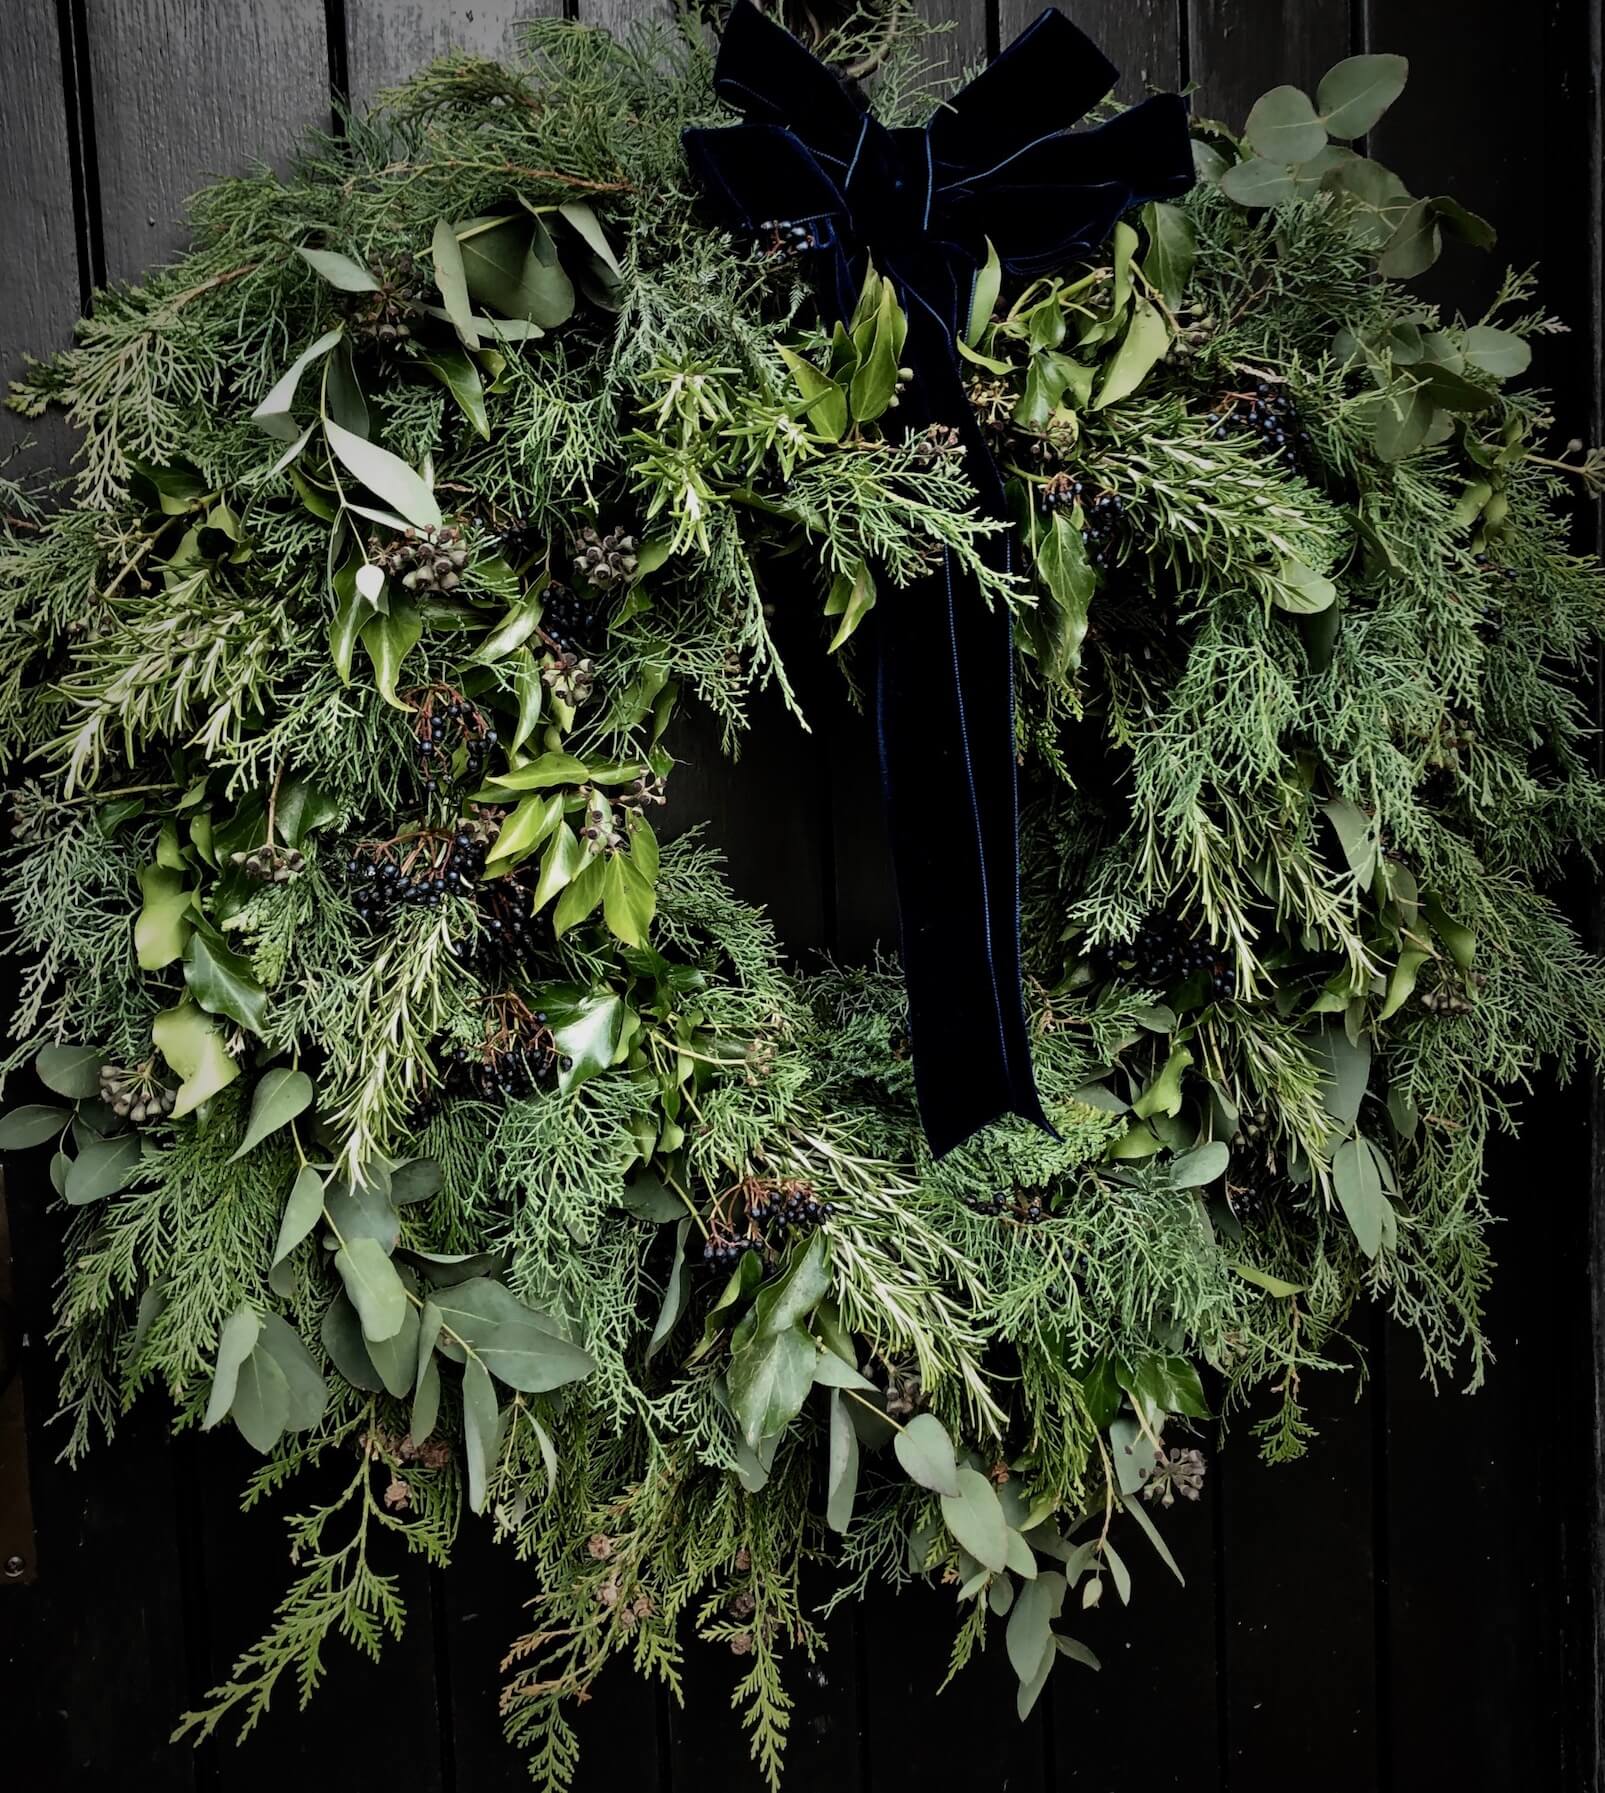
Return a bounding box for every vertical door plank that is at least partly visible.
[0,1167,200,1792]
[346,1,560,101]
[998,0,1182,95]
[912,0,990,83]
[84,0,331,279]
[0,4,84,472]
[1187,0,1350,126]
[1365,1,1600,1785]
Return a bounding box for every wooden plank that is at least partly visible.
[1365,2,1600,1784]
[345,1,560,105]
[0,2,88,473]
[0,1165,200,1791]
[1215,1354,1380,1791]
[998,0,1182,96]
[1187,0,1351,127]
[862,1579,1047,1792]
[911,0,990,85]
[83,0,331,280]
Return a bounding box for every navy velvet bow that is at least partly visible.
[685,3,1193,1155]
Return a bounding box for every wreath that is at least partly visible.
[3,5,1603,1785]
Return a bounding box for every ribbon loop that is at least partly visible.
[685,3,1194,1155]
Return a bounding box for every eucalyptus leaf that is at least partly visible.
[825,1388,860,1533]
[335,1235,409,1341]
[324,418,441,530]
[0,1104,72,1149]
[893,1411,961,1497]
[431,218,481,349]
[64,1134,143,1206]
[461,1353,501,1514]
[230,1345,291,1454]
[256,1312,328,1431]
[298,247,379,292]
[1245,85,1326,164]
[35,1045,103,1100]
[940,1465,1010,1574]
[1316,54,1409,139]
[273,1164,326,1264]
[204,1308,261,1429]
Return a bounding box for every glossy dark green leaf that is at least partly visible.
[646,1218,691,1361]
[1140,202,1195,308]
[183,929,268,1035]
[420,345,489,439]
[359,599,422,710]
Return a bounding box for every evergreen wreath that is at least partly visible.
[3,6,1604,1785]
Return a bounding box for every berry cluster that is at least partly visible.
[542,581,606,654]
[450,860,552,980]
[754,218,820,261]
[963,1189,1048,1223]
[702,1232,763,1268]
[1092,914,1236,1001]
[348,824,491,923]
[99,1060,177,1127]
[1225,1149,1281,1226]
[1209,382,1312,474]
[373,524,468,596]
[745,1178,835,1243]
[408,686,497,806]
[1040,475,1128,570]
[412,995,559,1118]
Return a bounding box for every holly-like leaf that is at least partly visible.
[183,930,269,1035]
[135,864,195,970]
[551,990,626,1093]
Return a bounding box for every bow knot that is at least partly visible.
[685,4,1194,1156]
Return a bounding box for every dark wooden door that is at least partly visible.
[2,3,1601,1789]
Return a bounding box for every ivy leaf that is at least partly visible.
[0,1105,71,1149]
[204,1309,262,1430]
[553,852,608,936]
[551,990,626,1093]
[1131,1045,1192,1120]
[602,852,656,948]
[229,1068,314,1162]
[359,600,423,710]
[461,1353,501,1514]
[1140,202,1195,308]
[35,1045,103,1100]
[487,751,590,792]
[728,1319,816,1450]
[335,1235,409,1341]
[824,559,876,651]
[964,237,1002,346]
[1033,512,1096,678]
[825,1389,860,1533]
[1316,54,1409,139]
[152,1002,240,1116]
[184,930,269,1035]
[532,823,585,913]
[940,1465,1010,1573]
[64,1134,144,1206]
[324,418,441,530]
[1245,85,1326,163]
[484,793,563,875]
[893,1411,961,1496]
[1091,297,1169,410]
[135,864,195,970]
[273,1164,326,1265]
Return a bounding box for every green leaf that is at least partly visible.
[1091,297,1169,410]
[324,418,441,530]
[1274,555,1338,614]
[941,1466,1010,1574]
[324,1167,400,1252]
[204,1309,261,1429]
[412,1303,444,1441]
[1460,325,1531,380]
[553,853,608,936]
[334,1235,409,1341]
[1006,1569,1067,1684]
[893,1411,961,1497]
[252,329,343,440]
[485,793,563,874]
[1378,200,1441,279]
[1169,1140,1230,1189]
[965,238,1002,346]
[728,1320,816,1450]
[602,853,656,949]
[823,559,877,651]
[367,1300,421,1399]
[473,582,546,665]
[848,277,904,421]
[1123,1493,1186,1585]
[430,218,480,349]
[1229,1261,1306,1298]
[428,1277,595,1392]
[1132,1045,1192,1121]
[549,989,625,1092]
[1423,895,1476,971]
[778,345,848,442]
[532,823,585,914]
[557,199,623,276]
[273,1164,326,1264]
[419,346,490,439]
[461,1353,501,1514]
[135,864,194,970]
[1317,54,1408,138]
[487,751,591,792]
[1373,381,1434,461]
[228,1345,290,1455]
[35,1045,103,1099]
[1431,195,1495,250]
[298,247,379,292]
[1320,796,1379,886]
[825,1389,860,1533]
[1140,202,1195,308]
[460,214,570,327]
[229,1068,313,1162]
[183,929,268,1034]
[256,1313,328,1431]
[1220,156,1300,208]
[646,1218,692,1361]
[1245,85,1326,163]
[64,1134,143,1206]
[1332,1134,1388,1259]
[320,1292,384,1391]
[359,600,423,710]
[0,1104,71,1149]
[152,1002,240,1116]
[1312,1023,1371,1134]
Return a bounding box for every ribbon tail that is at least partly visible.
[873,485,1052,1156]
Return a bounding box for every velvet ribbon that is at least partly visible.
[684,2,1193,1154]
